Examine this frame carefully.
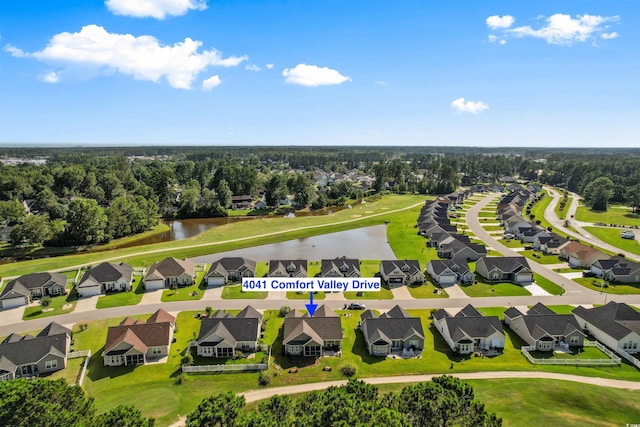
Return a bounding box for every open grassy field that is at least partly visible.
[384,203,440,265]
[0,194,428,278]
[67,306,640,426]
[583,226,640,256]
[576,204,640,227]
[529,194,553,230]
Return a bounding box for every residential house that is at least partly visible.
[475,256,534,285]
[196,306,262,358]
[519,227,549,243]
[268,260,308,278]
[504,303,585,351]
[590,257,627,278]
[321,257,361,277]
[432,304,505,354]
[76,262,134,298]
[560,242,609,268]
[231,195,252,209]
[425,260,475,285]
[143,257,195,291]
[437,239,487,261]
[0,322,71,381]
[205,257,256,287]
[573,302,640,355]
[0,272,67,310]
[379,260,425,287]
[102,309,176,366]
[534,233,569,254]
[359,305,424,356]
[0,224,14,242]
[604,259,640,284]
[282,305,342,357]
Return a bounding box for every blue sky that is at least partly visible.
[0,0,637,147]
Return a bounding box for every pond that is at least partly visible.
[191,224,396,263]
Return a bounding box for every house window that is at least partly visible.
[633,343,638,350]
[288,345,301,355]
[373,345,388,354]
[45,360,58,370]
[569,336,580,345]
[240,343,251,350]
[0,372,11,381]
[392,340,403,349]
[624,343,628,350]
[151,347,162,355]
[201,347,213,355]
[409,340,420,349]
[108,356,122,365]
[217,347,233,358]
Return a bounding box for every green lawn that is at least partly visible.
[554,196,572,220]
[344,281,394,299]
[286,291,326,300]
[482,225,504,231]
[533,274,565,295]
[221,284,268,299]
[576,204,640,227]
[543,305,578,314]
[583,226,640,256]
[529,195,553,230]
[406,279,448,298]
[96,276,145,309]
[459,279,531,297]
[66,306,640,426]
[500,239,526,248]
[0,194,428,278]
[478,211,497,218]
[520,250,561,264]
[552,267,582,273]
[385,203,439,264]
[161,271,207,302]
[572,277,640,295]
[22,286,78,320]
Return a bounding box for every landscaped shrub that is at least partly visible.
[340,364,356,377]
[181,353,193,366]
[278,306,291,317]
[258,372,271,386]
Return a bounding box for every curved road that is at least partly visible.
[3,192,640,336]
[544,187,640,262]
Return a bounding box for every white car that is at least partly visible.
[621,230,635,240]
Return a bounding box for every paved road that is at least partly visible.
[3,192,640,338]
[544,187,640,262]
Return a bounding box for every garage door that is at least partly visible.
[516,273,533,283]
[1,296,27,310]
[207,277,226,287]
[438,275,456,285]
[144,279,165,291]
[77,285,101,298]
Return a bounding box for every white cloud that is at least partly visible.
[488,34,507,45]
[5,25,247,89]
[202,75,221,91]
[451,97,489,114]
[601,32,618,40]
[508,14,620,45]
[499,39,507,45]
[41,71,59,83]
[105,0,207,19]
[374,80,389,86]
[245,64,260,72]
[282,64,350,87]
[486,15,515,29]
[265,63,274,69]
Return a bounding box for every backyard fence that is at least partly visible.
[182,363,268,373]
[616,347,640,370]
[68,350,91,387]
[521,343,621,366]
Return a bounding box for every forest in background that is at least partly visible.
[1,146,638,248]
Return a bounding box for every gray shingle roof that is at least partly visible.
[197,308,261,346]
[321,257,361,277]
[206,257,256,278]
[573,302,640,339]
[1,272,68,299]
[0,323,70,371]
[380,260,421,277]
[78,262,133,286]
[145,257,194,281]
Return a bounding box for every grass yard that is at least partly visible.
[520,250,561,264]
[572,277,640,295]
[478,211,497,218]
[482,225,504,231]
[344,281,394,300]
[529,195,553,231]
[221,284,268,299]
[583,226,640,256]
[385,204,439,264]
[500,239,525,248]
[22,287,78,320]
[286,291,326,300]
[576,204,640,227]
[45,357,85,385]
[533,274,565,295]
[406,279,448,298]
[460,279,531,297]
[96,276,145,309]
[552,267,582,273]
[161,271,207,302]
[554,196,572,221]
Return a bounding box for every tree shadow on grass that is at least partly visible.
[86,347,137,381]
[269,327,316,370]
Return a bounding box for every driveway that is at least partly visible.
[74,295,98,313]
[140,290,164,304]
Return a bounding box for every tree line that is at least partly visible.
[0,376,502,427]
[1,147,638,247]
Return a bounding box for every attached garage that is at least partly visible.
[515,272,533,283]
[207,277,226,287]
[438,275,457,285]
[144,279,165,291]
[77,285,101,298]
[1,296,28,310]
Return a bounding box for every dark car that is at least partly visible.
[346,303,366,310]
[582,271,596,278]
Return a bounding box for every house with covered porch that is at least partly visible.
[196,306,262,358]
[282,305,342,357]
[432,304,504,355]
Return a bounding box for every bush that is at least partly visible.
[278,306,291,318]
[181,353,193,366]
[40,296,52,308]
[258,372,271,386]
[176,373,185,385]
[341,364,356,377]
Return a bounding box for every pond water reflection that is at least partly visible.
[191,225,396,263]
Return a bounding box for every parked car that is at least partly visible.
[503,233,515,240]
[346,303,366,310]
[524,245,534,250]
[582,271,596,278]
[621,230,635,240]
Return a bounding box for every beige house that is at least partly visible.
[144,257,195,291]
